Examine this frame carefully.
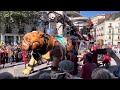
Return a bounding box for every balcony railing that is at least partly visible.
[115,26,120,29]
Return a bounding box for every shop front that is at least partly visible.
[0,33,24,45]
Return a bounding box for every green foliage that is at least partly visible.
[0,11,39,26]
[0,11,41,34]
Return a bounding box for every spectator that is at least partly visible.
[1,48,6,68]
[91,68,116,79]
[66,46,78,75]
[13,50,18,63]
[69,53,78,75]
[50,60,75,79]
[8,47,14,64]
[59,60,74,73]
[55,60,81,79]
[0,72,14,79]
[18,49,22,62]
[39,72,51,79]
[80,50,90,64]
[113,65,120,78]
[91,50,98,66]
[22,50,30,69]
[80,53,97,79]
[102,52,111,68]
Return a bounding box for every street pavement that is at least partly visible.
[0,62,52,78]
[0,53,120,79]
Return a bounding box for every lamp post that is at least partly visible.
[112,27,114,45]
[108,26,114,45]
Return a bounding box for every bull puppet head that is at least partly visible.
[22,31,48,51]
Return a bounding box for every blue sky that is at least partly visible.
[80,11,120,18]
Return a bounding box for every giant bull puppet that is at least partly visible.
[22,30,73,75]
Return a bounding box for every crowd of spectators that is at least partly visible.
[0,43,30,68]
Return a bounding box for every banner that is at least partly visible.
[78,41,89,54]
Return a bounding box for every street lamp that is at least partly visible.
[112,27,114,45]
[108,26,114,45]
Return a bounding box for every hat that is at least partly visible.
[58,60,74,73]
[0,72,14,79]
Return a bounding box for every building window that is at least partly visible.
[118,29,120,33]
[108,23,112,28]
[101,27,103,30]
[109,23,112,26]
[101,33,103,36]
[109,29,111,33]
[118,35,120,39]
[109,35,111,39]
[118,42,120,45]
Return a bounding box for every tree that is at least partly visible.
[0,11,40,33]
[0,11,41,43]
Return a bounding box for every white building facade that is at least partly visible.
[95,19,120,45]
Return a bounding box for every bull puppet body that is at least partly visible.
[22,30,73,75]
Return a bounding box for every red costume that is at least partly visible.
[88,34,94,41]
[91,51,98,65]
[103,54,111,64]
[92,45,100,51]
[91,45,100,65]
[22,51,30,64]
[1,50,7,64]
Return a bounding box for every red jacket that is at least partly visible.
[92,45,99,51]
[103,54,111,62]
[22,51,29,64]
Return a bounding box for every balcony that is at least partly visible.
[113,39,120,41]
[115,26,120,29]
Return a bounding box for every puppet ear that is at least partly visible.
[41,34,49,40]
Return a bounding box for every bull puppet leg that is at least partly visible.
[51,57,62,71]
[22,56,37,75]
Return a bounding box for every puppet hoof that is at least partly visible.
[22,66,33,75]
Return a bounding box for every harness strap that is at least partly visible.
[28,64,34,68]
